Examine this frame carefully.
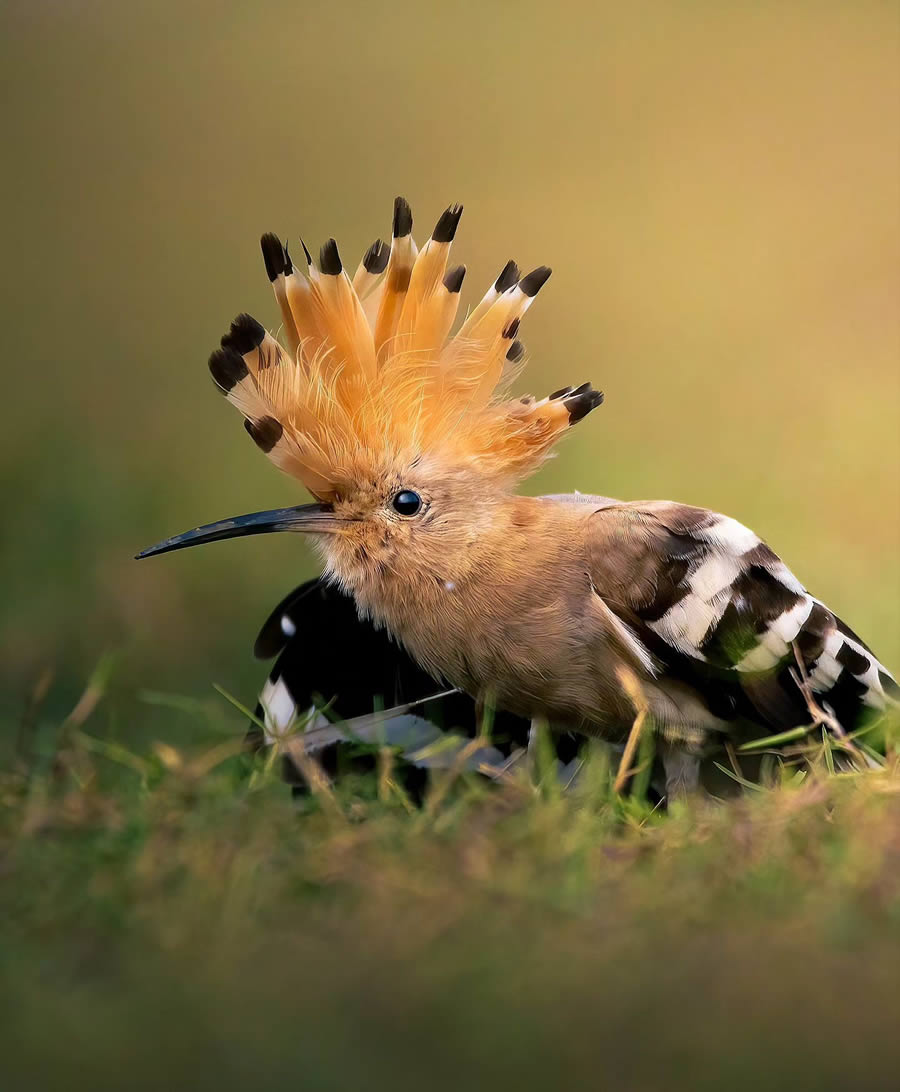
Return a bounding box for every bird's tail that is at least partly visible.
[800,604,899,730]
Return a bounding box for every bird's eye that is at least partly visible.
[392,490,422,516]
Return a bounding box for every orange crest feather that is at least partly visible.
[210,198,603,500]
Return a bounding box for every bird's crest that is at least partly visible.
[209,198,603,501]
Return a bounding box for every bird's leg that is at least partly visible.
[657,740,701,803]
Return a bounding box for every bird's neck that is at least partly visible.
[325,494,587,690]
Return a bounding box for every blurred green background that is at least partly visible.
[2,0,898,736]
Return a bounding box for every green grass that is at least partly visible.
[3,679,900,1092]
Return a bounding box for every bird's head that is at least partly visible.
[137,198,604,595]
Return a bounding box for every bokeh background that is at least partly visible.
[2,0,898,740]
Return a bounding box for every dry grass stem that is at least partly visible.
[614,666,650,795]
[790,641,880,770]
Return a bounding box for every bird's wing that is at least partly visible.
[586,501,897,729]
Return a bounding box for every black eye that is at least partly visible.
[392,490,422,516]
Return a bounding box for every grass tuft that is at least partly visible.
[2,678,900,1088]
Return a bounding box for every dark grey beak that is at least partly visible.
[135,502,345,559]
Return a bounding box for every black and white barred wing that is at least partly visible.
[587,502,898,729]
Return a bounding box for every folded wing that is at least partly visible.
[587,501,898,731]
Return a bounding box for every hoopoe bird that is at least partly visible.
[139,198,898,797]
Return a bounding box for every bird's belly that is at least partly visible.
[396,612,636,736]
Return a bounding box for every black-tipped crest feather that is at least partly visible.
[494,260,520,293]
[221,313,266,355]
[244,416,284,453]
[209,347,249,392]
[319,238,342,275]
[363,238,389,274]
[432,203,463,243]
[442,265,466,293]
[563,385,604,423]
[519,266,552,297]
[392,196,413,238]
[260,233,286,282]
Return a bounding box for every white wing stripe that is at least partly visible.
[736,596,815,672]
[769,596,815,644]
[838,633,888,708]
[649,593,729,658]
[699,516,760,554]
[736,642,781,672]
[260,677,299,743]
[808,632,843,691]
[688,553,741,600]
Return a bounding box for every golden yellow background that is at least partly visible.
[2,0,897,731]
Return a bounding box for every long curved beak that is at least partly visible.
[135,502,346,560]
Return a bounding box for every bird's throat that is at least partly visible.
[322,495,584,701]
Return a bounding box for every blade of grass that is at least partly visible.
[713,760,765,793]
[738,726,811,752]
[213,683,266,734]
[74,731,149,778]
